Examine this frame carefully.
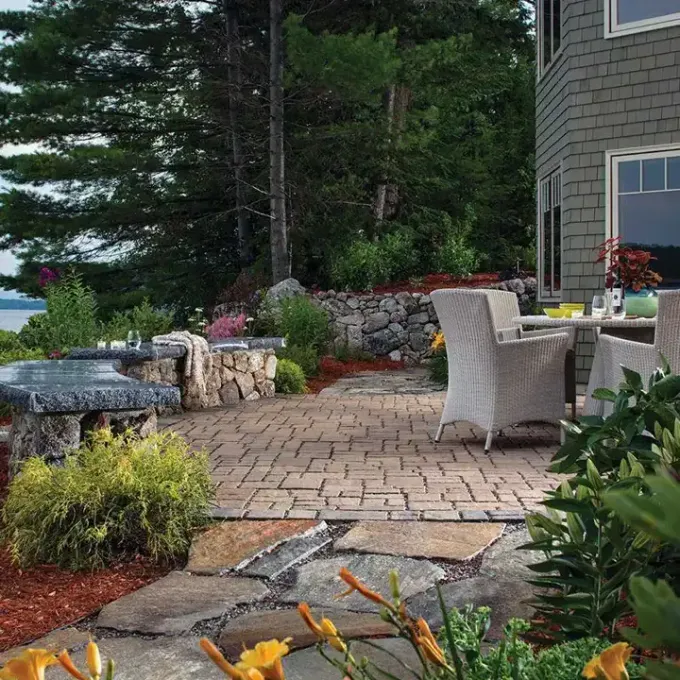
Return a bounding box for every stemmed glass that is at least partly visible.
[127,330,142,350]
[591,295,606,318]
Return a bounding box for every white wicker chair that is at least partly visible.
[431,289,571,451]
[584,290,680,417]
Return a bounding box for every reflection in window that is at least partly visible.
[539,168,562,299]
[614,150,680,286]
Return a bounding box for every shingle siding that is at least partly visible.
[536,0,680,382]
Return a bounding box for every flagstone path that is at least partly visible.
[161,369,569,521]
[14,519,541,680]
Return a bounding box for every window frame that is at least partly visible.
[537,0,563,78]
[606,143,680,243]
[537,164,563,302]
[605,0,680,38]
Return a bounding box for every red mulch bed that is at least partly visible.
[306,356,405,393]
[0,443,170,652]
[324,272,502,296]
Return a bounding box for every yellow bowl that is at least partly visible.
[544,308,569,318]
[560,303,585,310]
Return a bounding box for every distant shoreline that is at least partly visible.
[0,299,46,311]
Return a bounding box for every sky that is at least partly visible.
[0,0,30,290]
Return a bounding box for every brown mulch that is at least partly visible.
[0,443,170,652]
[306,356,405,393]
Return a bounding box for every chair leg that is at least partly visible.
[484,431,494,452]
[435,424,445,443]
[571,401,577,421]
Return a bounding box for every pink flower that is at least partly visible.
[38,267,59,287]
[206,313,247,339]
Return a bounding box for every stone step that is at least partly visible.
[241,528,332,580]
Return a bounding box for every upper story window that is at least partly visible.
[608,145,680,287]
[606,0,680,37]
[538,0,562,75]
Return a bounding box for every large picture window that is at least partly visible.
[539,167,562,300]
[606,0,680,37]
[608,146,680,287]
[538,0,562,75]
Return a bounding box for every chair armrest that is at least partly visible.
[496,331,571,365]
[497,327,521,342]
[522,326,576,347]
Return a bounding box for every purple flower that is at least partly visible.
[38,267,59,287]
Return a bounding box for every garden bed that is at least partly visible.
[366,272,501,295]
[0,442,170,652]
[306,356,405,393]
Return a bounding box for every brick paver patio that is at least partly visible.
[162,371,567,520]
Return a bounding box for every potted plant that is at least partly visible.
[596,237,662,317]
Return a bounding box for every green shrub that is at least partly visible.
[333,341,374,363]
[427,350,448,385]
[278,344,320,377]
[104,298,175,341]
[0,330,23,352]
[274,358,307,394]
[523,362,680,640]
[20,270,98,352]
[279,296,329,353]
[436,232,480,277]
[2,428,214,570]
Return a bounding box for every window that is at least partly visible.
[539,167,562,300]
[538,0,562,75]
[606,0,680,37]
[608,146,680,287]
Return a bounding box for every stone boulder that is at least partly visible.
[266,278,306,304]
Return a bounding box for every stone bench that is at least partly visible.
[0,359,180,473]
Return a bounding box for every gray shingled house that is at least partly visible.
[536,0,680,382]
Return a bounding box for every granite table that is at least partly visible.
[0,360,180,474]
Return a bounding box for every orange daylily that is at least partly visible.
[0,650,58,680]
[337,567,397,613]
[297,603,324,638]
[56,651,89,680]
[415,618,447,668]
[583,642,632,680]
[236,638,292,680]
[431,331,445,352]
[298,603,346,653]
[200,638,255,680]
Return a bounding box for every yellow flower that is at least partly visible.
[583,642,632,680]
[86,641,102,680]
[236,639,292,680]
[320,618,347,653]
[337,567,397,613]
[0,650,58,680]
[431,331,445,352]
[56,651,89,680]
[199,638,249,680]
[415,618,447,668]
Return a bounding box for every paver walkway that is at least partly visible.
[161,369,567,520]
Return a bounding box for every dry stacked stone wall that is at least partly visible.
[316,278,536,364]
[122,349,277,410]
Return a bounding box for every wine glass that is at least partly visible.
[127,329,142,350]
[591,295,606,318]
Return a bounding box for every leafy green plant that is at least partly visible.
[278,345,319,378]
[0,330,23,352]
[436,232,480,277]
[2,428,214,570]
[427,350,448,385]
[333,341,374,363]
[17,313,49,349]
[274,358,307,394]
[279,296,329,353]
[104,299,174,341]
[523,363,680,640]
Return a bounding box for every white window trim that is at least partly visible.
[537,163,563,302]
[606,143,680,242]
[537,0,564,79]
[605,1,680,38]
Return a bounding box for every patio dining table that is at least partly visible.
[512,314,657,417]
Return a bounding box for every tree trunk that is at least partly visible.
[269,0,289,283]
[374,84,396,225]
[225,0,250,265]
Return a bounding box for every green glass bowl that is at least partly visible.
[626,291,658,318]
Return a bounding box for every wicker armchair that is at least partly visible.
[584,290,680,416]
[431,289,571,451]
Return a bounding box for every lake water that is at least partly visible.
[0,309,44,332]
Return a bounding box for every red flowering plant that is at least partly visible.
[595,237,662,292]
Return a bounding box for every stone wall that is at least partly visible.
[122,349,277,410]
[316,278,536,364]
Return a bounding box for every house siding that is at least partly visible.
[536,0,680,383]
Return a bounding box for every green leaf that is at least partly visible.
[592,387,617,402]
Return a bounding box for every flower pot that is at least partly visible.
[625,289,658,318]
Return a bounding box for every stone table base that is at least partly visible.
[9,407,157,475]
